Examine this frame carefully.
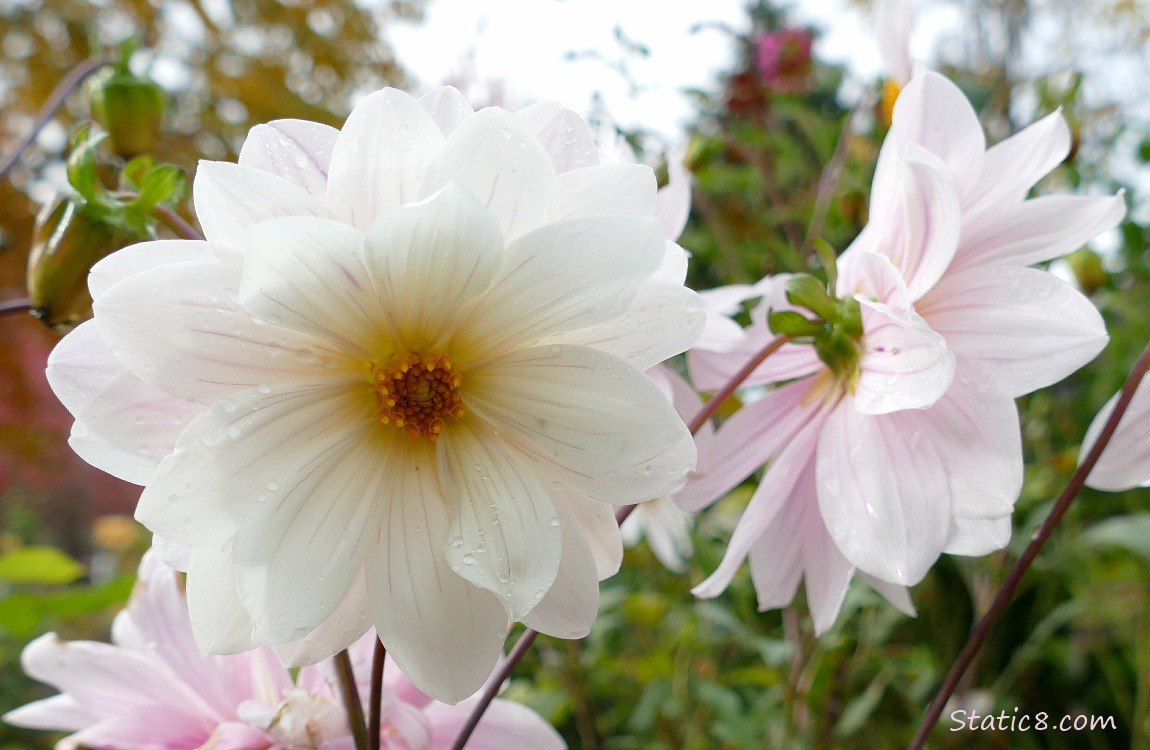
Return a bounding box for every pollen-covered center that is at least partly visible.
[372,354,464,440]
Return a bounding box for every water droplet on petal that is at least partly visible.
[266,480,279,491]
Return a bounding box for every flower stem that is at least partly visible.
[450,629,540,750]
[907,340,1150,749]
[153,203,203,240]
[334,648,369,750]
[0,58,111,182]
[369,637,385,750]
[0,297,32,316]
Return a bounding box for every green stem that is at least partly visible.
[334,648,369,750]
[907,340,1150,749]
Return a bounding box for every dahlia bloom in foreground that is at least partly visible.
[3,552,564,750]
[684,70,1123,631]
[45,87,702,700]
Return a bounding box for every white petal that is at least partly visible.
[366,435,508,704]
[419,86,475,136]
[1083,384,1150,492]
[238,119,339,197]
[520,499,600,638]
[89,239,212,301]
[364,184,503,352]
[546,163,656,223]
[421,108,555,240]
[464,344,695,503]
[655,152,691,241]
[965,109,1069,213]
[185,548,256,655]
[854,295,955,415]
[943,515,1012,556]
[439,419,562,619]
[275,570,371,667]
[862,575,916,616]
[516,101,599,173]
[326,88,444,228]
[563,492,623,579]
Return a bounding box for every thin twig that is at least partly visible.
[802,103,865,258]
[450,629,540,750]
[369,638,385,750]
[907,341,1150,749]
[0,58,111,182]
[334,648,369,750]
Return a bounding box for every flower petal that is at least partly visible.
[419,86,475,136]
[326,88,444,228]
[919,264,1108,397]
[854,295,955,415]
[185,548,257,656]
[656,152,691,241]
[943,514,1012,556]
[464,344,695,503]
[89,239,212,301]
[275,570,371,667]
[516,101,599,173]
[964,109,1069,213]
[546,163,656,224]
[439,419,562,620]
[1083,384,1150,492]
[426,697,566,750]
[238,119,339,197]
[364,184,503,353]
[520,499,600,638]
[563,492,623,579]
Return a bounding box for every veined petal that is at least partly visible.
[454,215,664,359]
[193,161,333,250]
[95,258,353,404]
[520,499,600,638]
[964,109,1070,214]
[364,184,503,353]
[242,216,392,360]
[365,434,508,705]
[1083,384,1150,492]
[275,570,371,667]
[238,119,339,197]
[918,264,1108,397]
[464,345,695,503]
[326,88,444,229]
[419,86,475,137]
[89,239,212,301]
[421,108,555,240]
[439,418,562,620]
[547,163,657,224]
[854,295,955,415]
[516,101,599,173]
[816,402,952,585]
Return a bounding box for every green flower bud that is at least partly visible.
[785,273,838,321]
[26,196,133,331]
[1066,248,1108,296]
[88,66,166,158]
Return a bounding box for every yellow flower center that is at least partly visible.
[373,354,464,440]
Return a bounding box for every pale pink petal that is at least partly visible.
[2,694,99,733]
[943,514,1012,556]
[365,436,507,704]
[326,88,444,228]
[438,418,562,619]
[241,217,391,360]
[516,101,599,173]
[546,163,656,223]
[463,345,695,503]
[193,161,334,250]
[364,184,503,353]
[795,466,856,634]
[426,697,566,750]
[622,496,694,573]
[419,86,475,136]
[563,492,623,579]
[862,575,916,616]
[655,151,691,240]
[453,215,664,359]
[200,721,275,750]
[1083,383,1150,492]
[238,119,339,197]
[918,264,1108,397]
[964,110,1069,213]
[89,239,212,300]
[816,402,951,585]
[520,499,600,638]
[420,108,555,240]
[873,0,915,84]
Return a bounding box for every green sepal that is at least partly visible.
[768,309,824,338]
[785,273,838,321]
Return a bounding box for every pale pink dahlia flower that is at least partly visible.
[45,87,703,700]
[3,551,564,750]
[684,70,1123,631]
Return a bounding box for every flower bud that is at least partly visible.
[785,273,838,321]
[88,66,166,158]
[26,196,132,331]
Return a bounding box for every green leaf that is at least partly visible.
[0,546,86,584]
[1079,513,1150,560]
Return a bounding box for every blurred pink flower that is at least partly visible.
[685,71,1122,631]
[753,28,813,93]
[3,550,565,750]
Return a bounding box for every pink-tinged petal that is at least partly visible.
[952,193,1126,271]
[136,381,373,548]
[943,514,1012,556]
[420,108,555,241]
[193,161,333,249]
[2,693,99,733]
[200,721,275,750]
[419,87,475,136]
[364,184,503,353]
[563,492,623,579]
[426,697,565,750]
[964,110,1070,214]
[520,499,600,638]
[622,496,694,573]
[656,152,691,240]
[326,88,444,229]
[693,405,828,598]
[544,280,705,371]
[546,163,657,223]
[439,419,561,619]
[873,0,915,84]
[365,437,507,704]
[1083,383,1150,492]
[233,422,391,644]
[242,216,391,360]
[861,574,916,616]
[516,101,599,173]
[816,402,951,585]
[238,119,338,197]
[918,264,1108,397]
[89,239,212,300]
[185,549,257,656]
[794,468,856,634]
[687,327,823,391]
[853,295,955,415]
[454,215,664,359]
[464,345,695,503]
[275,570,372,667]
[676,378,822,513]
[94,259,353,404]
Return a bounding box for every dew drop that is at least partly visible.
[462,553,476,565]
[451,536,464,548]
[266,480,280,491]
[549,516,560,527]
[227,425,242,439]
[257,384,272,394]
